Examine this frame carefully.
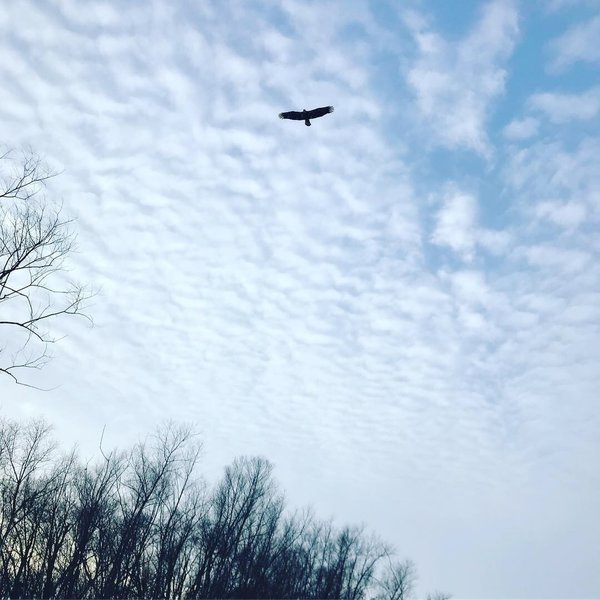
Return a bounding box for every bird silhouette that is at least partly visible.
[279,105,334,126]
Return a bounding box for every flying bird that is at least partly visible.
[279,105,334,126]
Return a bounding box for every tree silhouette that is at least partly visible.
[0,149,91,386]
[0,416,451,599]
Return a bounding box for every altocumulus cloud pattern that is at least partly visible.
[0,0,599,597]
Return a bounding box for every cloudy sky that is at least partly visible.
[1,0,599,596]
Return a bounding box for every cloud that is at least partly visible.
[502,116,539,140]
[548,14,600,70]
[404,0,519,155]
[431,190,478,259]
[504,136,600,222]
[534,199,587,229]
[430,188,513,260]
[520,243,590,272]
[529,86,600,122]
[477,228,512,254]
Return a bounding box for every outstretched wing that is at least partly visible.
[279,110,304,120]
[305,105,334,119]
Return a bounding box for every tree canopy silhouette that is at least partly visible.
[0,416,450,600]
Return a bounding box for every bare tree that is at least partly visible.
[0,149,91,385]
[54,448,126,598]
[0,415,440,599]
[426,591,452,600]
[0,418,57,597]
[188,456,280,598]
[374,557,417,600]
[94,423,198,598]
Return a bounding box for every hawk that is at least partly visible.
[279,105,334,126]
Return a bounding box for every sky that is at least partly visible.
[1,0,599,597]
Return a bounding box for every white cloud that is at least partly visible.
[502,116,539,140]
[529,86,600,122]
[535,199,587,229]
[430,188,511,259]
[477,228,512,254]
[431,190,478,259]
[548,14,600,70]
[520,244,590,272]
[504,137,600,222]
[405,0,519,155]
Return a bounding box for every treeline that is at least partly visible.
[0,417,446,599]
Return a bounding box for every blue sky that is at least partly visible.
[1,0,599,596]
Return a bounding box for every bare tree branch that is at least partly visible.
[0,149,93,385]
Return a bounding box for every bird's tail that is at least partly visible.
[305,120,311,126]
